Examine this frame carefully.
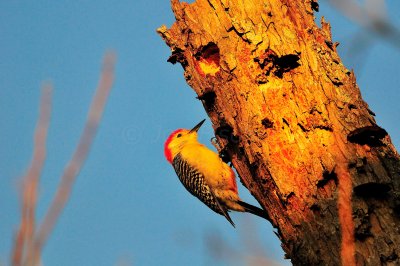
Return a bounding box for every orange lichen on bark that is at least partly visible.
[197,59,220,76]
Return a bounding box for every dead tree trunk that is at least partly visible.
[158,0,400,265]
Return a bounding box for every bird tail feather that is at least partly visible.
[237,201,269,220]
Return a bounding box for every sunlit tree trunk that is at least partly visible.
[158,0,400,265]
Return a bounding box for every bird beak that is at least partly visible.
[189,119,206,133]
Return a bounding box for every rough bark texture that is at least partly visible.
[158,0,400,265]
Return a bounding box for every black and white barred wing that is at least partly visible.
[172,154,235,226]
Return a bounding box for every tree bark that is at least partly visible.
[158,0,400,265]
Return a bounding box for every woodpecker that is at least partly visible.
[164,119,269,227]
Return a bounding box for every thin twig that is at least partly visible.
[25,52,116,266]
[11,85,52,266]
[327,0,400,48]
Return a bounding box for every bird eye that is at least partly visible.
[177,133,182,138]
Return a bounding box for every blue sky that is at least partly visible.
[1,1,399,266]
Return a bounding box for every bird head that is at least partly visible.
[164,119,205,163]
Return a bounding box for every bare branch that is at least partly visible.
[327,0,400,48]
[12,84,52,266]
[25,52,116,266]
